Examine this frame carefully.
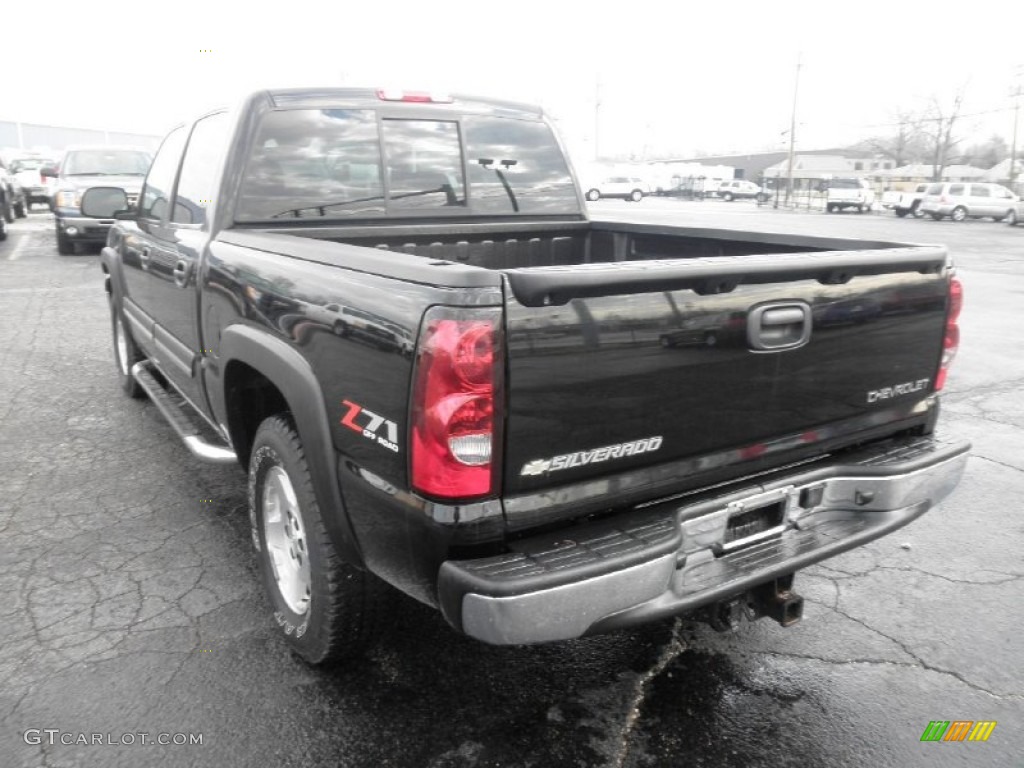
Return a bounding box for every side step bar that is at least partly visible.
[131,361,237,464]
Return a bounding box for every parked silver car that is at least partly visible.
[920,182,1018,222]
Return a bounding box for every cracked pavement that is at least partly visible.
[1,204,1021,767]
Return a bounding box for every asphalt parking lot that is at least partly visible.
[1,200,1021,768]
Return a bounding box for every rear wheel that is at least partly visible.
[950,206,968,222]
[629,189,643,202]
[895,208,909,218]
[722,192,734,202]
[250,415,388,664]
[1,196,12,223]
[930,213,944,221]
[586,189,600,201]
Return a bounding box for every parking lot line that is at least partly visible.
[7,234,29,261]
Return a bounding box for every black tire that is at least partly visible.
[950,206,968,222]
[249,415,388,664]
[629,189,643,202]
[14,199,26,218]
[56,227,74,255]
[0,222,6,241]
[1,195,12,224]
[722,192,734,202]
[930,213,944,221]
[895,208,909,218]
[110,298,145,398]
[586,189,600,202]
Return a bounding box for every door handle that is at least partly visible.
[139,246,152,270]
[173,259,191,288]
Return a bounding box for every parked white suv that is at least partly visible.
[717,180,762,201]
[584,177,649,202]
[919,182,1018,222]
[824,178,875,213]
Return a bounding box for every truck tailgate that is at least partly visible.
[500,246,950,497]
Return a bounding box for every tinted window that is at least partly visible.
[173,113,230,226]
[949,184,964,196]
[463,116,578,214]
[382,119,465,209]
[926,183,943,194]
[971,185,990,198]
[237,109,385,221]
[140,127,187,221]
[64,149,151,176]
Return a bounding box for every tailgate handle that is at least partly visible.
[748,302,811,351]
[761,307,805,326]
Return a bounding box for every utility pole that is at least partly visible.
[784,53,802,206]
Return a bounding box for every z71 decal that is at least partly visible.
[340,399,400,453]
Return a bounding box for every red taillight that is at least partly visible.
[410,307,502,500]
[935,278,962,391]
[377,89,453,104]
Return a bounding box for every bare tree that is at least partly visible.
[923,86,968,180]
[864,110,928,167]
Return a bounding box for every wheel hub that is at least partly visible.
[262,466,311,615]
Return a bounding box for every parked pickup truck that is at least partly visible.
[880,183,929,218]
[90,88,969,664]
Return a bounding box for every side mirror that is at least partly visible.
[81,187,132,219]
[40,166,58,178]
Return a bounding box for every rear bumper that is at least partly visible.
[438,435,969,645]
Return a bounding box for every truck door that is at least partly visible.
[146,112,230,413]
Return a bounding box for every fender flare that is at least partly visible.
[220,324,365,568]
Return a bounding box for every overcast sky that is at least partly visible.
[3,0,1022,163]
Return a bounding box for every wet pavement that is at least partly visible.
[1,204,1021,767]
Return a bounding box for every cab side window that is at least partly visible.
[140,126,187,221]
[173,113,230,226]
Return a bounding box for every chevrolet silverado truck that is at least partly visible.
[89,88,969,664]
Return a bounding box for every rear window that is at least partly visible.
[236,108,579,221]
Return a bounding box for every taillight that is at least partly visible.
[935,277,962,391]
[377,89,453,103]
[410,306,502,500]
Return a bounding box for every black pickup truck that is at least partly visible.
[90,88,969,664]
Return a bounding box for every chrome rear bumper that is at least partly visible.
[439,435,969,645]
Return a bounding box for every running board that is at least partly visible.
[131,361,237,464]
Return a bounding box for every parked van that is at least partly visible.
[919,182,1018,222]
